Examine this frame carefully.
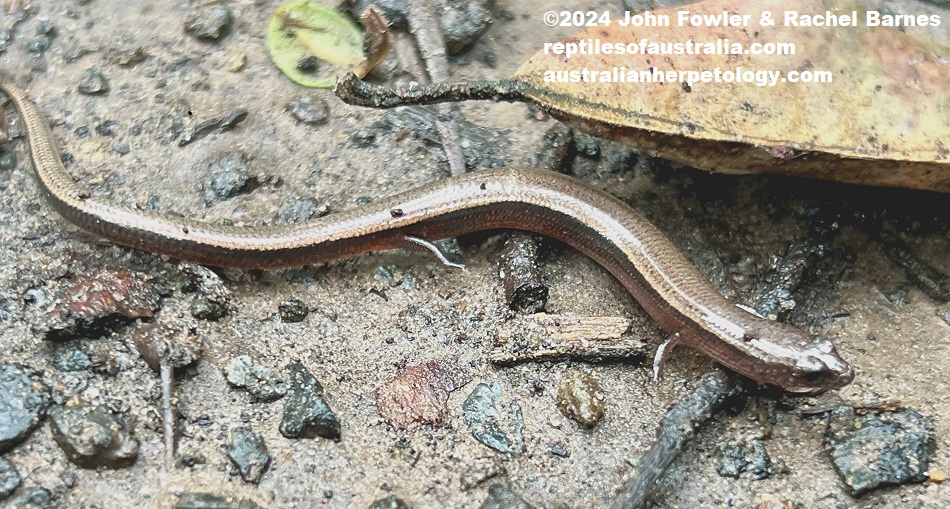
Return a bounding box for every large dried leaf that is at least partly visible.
[515,0,950,191]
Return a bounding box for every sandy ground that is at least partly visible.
[1,0,948,508]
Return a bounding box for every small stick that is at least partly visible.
[491,314,647,364]
[406,0,466,175]
[499,232,547,313]
[499,124,577,312]
[335,73,527,109]
[609,367,744,509]
[160,356,177,469]
[868,224,950,302]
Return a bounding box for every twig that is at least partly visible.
[491,314,647,364]
[499,232,548,313]
[406,0,465,176]
[867,224,950,302]
[160,358,177,469]
[334,73,527,108]
[498,124,577,312]
[609,367,744,509]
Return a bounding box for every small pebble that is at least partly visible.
[278,298,309,323]
[287,97,330,126]
[48,405,139,469]
[929,467,947,483]
[367,495,410,509]
[225,356,288,402]
[280,362,340,440]
[275,195,327,224]
[350,130,376,148]
[462,383,525,454]
[95,120,119,137]
[376,361,471,430]
[26,35,51,54]
[44,270,161,340]
[77,68,109,95]
[0,363,52,453]
[479,483,536,509]
[227,53,247,72]
[295,56,321,73]
[442,0,495,54]
[716,440,773,480]
[226,428,271,484]
[0,151,16,171]
[200,152,254,203]
[556,370,606,428]
[184,5,233,41]
[113,143,131,155]
[52,348,93,372]
[0,457,21,500]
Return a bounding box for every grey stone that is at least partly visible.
[48,405,139,469]
[280,362,340,440]
[0,363,51,453]
[226,428,271,484]
[825,406,935,495]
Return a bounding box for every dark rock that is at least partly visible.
[181,263,232,320]
[376,361,471,430]
[198,152,255,204]
[462,383,525,454]
[278,298,309,323]
[0,457,21,500]
[372,265,417,290]
[442,0,495,55]
[0,363,52,453]
[556,370,606,428]
[113,142,131,155]
[52,348,93,372]
[226,428,271,484]
[574,133,601,159]
[825,406,935,495]
[95,120,119,137]
[295,55,320,72]
[716,439,773,480]
[225,356,287,402]
[184,5,233,41]
[367,495,410,509]
[280,362,340,440]
[174,492,265,509]
[348,0,408,27]
[77,68,109,95]
[275,195,327,225]
[48,405,139,469]
[548,443,569,458]
[287,97,330,126]
[44,270,161,340]
[350,130,376,148]
[479,483,535,509]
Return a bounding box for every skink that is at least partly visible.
[0,82,854,394]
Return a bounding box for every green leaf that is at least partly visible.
[266,2,365,88]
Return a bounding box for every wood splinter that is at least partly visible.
[491,313,648,364]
